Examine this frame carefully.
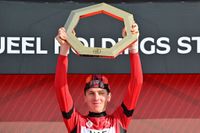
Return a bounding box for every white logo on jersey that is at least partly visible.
[81,126,115,133]
[86,120,93,128]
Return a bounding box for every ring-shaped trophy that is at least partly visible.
[64,3,137,58]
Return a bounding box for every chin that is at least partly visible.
[94,110,102,113]
[93,107,104,113]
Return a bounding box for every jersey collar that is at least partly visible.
[88,111,107,117]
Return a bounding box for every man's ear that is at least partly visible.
[107,93,112,102]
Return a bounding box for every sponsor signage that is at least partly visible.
[1,1,200,73]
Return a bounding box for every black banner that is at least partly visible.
[0,1,200,74]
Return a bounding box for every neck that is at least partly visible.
[88,111,107,117]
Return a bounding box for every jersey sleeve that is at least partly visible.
[113,53,143,129]
[54,55,79,132]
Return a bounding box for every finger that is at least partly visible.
[132,23,138,28]
[56,36,67,45]
[59,36,66,41]
[57,31,67,40]
[131,30,138,33]
[72,30,76,36]
[131,28,139,33]
[56,36,62,44]
[59,27,66,32]
[58,28,66,36]
[131,26,138,30]
[122,27,127,37]
[56,35,63,42]
[131,23,138,29]
[132,24,136,28]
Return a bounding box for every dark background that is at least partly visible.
[1,1,200,74]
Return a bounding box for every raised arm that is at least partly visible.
[54,27,77,132]
[113,23,143,129]
[122,23,143,111]
[123,46,143,111]
[55,27,72,112]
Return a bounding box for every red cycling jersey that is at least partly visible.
[55,53,143,133]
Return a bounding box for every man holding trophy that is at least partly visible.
[55,3,143,133]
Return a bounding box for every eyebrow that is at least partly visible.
[88,90,106,93]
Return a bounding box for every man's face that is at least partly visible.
[85,88,111,113]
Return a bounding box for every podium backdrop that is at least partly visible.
[1,1,200,74]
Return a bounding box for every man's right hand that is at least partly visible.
[56,27,70,56]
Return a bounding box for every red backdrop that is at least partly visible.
[1,74,200,121]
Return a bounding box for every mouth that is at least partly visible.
[93,102,101,105]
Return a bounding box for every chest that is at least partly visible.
[78,117,117,133]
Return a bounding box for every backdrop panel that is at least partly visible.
[1,1,200,74]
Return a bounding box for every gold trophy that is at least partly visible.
[64,3,137,58]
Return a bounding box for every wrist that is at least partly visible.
[129,41,139,53]
[129,48,138,54]
[60,46,70,56]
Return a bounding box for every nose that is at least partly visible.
[94,93,100,100]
